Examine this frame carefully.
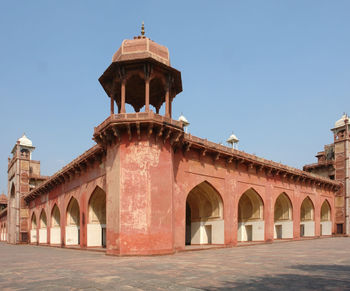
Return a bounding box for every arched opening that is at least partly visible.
[300,197,315,237]
[87,187,106,248]
[50,204,61,245]
[65,197,80,246]
[39,210,47,244]
[238,188,264,242]
[126,74,145,112]
[150,77,165,113]
[185,181,224,245]
[320,200,332,236]
[274,193,293,239]
[30,213,37,243]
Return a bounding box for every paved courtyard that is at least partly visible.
[1,238,350,290]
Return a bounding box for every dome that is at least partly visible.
[178,114,189,126]
[227,133,239,144]
[112,36,170,66]
[335,113,349,128]
[18,134,33,147]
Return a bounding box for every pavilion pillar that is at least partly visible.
[121,79,126,113]
[169,96,172,118]
[110,97,114,116]
[165,81,170,118]
[145,77,150,113]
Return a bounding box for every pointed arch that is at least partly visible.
[238,188,264,222]
[39,209,47,229]
[38,209,48,244]
[65,197,80,246]
[186,181,223,221]
[50,204,61,245]
[238,188,264,242]
[87,186,106,247]
[30,212,37,243]
[31,212,37,229]
[274,192,293,221]
[300,196,315,237]
[66,197,80,226]
[88,186,106,225]
[300,197,314,221]
[320,199,332,236]
[321,200,331,221]
[274,192,293,239]
[185,181,224,245]
[51,204,60,227]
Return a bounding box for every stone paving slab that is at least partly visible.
[1,237,350,290]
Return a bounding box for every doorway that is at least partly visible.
[300,224,305,237]
[276,225,282,239]
[204,225,212,244]
[246,225,253,241]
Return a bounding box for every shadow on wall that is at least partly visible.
[204,265,350,291]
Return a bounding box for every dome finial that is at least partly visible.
[141,21,145,36]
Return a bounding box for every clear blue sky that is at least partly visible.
[0,1,349,195]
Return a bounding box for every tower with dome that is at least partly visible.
[7,134,48,244]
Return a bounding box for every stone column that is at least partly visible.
[145,77,150,113]
[165,85,170,118]
[265,184,274,242]
[121,79,126,113]
[110,97,114,115]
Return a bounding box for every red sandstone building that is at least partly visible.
[2,28,349,255]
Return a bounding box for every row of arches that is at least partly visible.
[27,181,333,250]
[186,182,332,245]
[30,187,106,248]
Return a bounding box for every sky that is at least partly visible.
[0,1,349,195]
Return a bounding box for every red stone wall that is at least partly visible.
[25,131,336,255]
[173,149,335,250]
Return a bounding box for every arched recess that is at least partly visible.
[87,186,106,248]
[320,200,332,236]
[185,181,224,245]
[238,188,264,242]
[30,213,37,243]
[39,210,47,244]
[274,193,293,239]
[50,204,61,245]
[65,197,80,246]
[300,197,315,237]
